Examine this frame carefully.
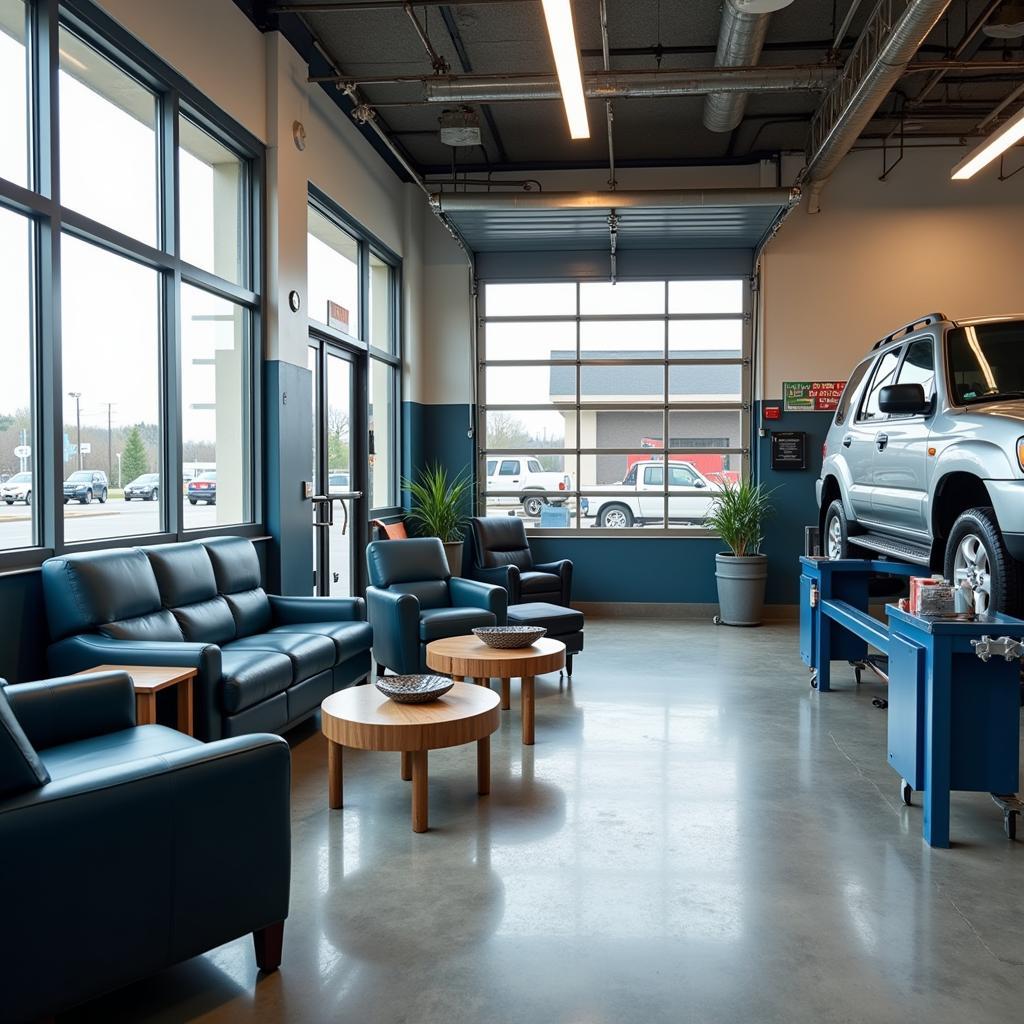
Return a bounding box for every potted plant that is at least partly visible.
[706,479,774,626]
[402,463,472,576]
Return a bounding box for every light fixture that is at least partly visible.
[983,0,1024,38]
[951,104,1024,179]
[541,0,590,140]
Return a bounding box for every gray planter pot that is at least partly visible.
[714,552,768,626]
[443,541,463,578]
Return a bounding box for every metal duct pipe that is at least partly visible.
[430,187,799,212]
[803,0,954,212]
[416,65,837,103]
[704,0,796,133]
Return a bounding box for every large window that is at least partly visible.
[479,279,750,532]
[0,0,262,560]
[307,195,401,513]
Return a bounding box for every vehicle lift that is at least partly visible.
[799,555,1023,847]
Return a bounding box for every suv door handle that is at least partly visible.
[842,435,853,448]
[875,433,889,451]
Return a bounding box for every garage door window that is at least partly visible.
[479,278,750,533]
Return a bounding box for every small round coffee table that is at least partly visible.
[321,682,500,833]
[425,636,566,745]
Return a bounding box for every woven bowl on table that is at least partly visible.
[472,626,547,650]
[375,674,454,704]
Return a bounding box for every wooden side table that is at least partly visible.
[80,664,197,736]
[321,682,500,833]
[425,636,566,745]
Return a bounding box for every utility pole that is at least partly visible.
[103,402,115,483]
[68,392,82,470]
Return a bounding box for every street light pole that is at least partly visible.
[68,392,82,470]
[116,452,122,489]
[103,402,115,484]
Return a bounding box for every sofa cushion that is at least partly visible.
[143,542,218,607]
[224,589,273,637]
[41,548,163,641]
[519,571,561,595]
[470,516,534,570]
[203,536,262,594]
[40,724,200,782]
[419,606,496,642]
[226,633,336,683]
[219,649,293,713]
[389,580,450,611]
[100,610,184,643]
[0,686,50,797]
[269,621,373,662]
[507,601,584,635]
[172,597,236,646]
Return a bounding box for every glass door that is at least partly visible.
[310,342,364,596]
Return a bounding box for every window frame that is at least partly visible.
[0,0,265,571]
[306,185,403,518]
[477,276,752,537]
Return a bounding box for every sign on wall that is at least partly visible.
[770,431,808,471]
[783,380,847,412]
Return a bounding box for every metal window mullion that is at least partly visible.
[742,277,753,483]
[161,90,180,537]
[574,284,581,530]
[663,296,669,531]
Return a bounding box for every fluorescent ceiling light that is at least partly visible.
[951,105,1024,179]
[541,0,590,140]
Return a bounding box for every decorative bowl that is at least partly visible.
[472,626,547,649]
[376,674,454,704]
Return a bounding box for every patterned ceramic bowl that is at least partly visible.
[472,626,547,649]
[376,674,454,704]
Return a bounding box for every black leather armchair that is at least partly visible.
[462,516,573,607]
[366,537,507,675]
[0,670,291,1021]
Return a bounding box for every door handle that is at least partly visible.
[875,433,889,451]
[842,435,853,448]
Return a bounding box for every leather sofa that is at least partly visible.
[462,515,573,606]
[366,537,507,675]
[0,670,290,1021]
[41,537,372,740]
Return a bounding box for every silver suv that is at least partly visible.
[818,313,1024,615]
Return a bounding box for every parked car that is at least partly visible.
[329,471,350,494]
[818,313,1024,615]
[581,460,720,527]
[1,471,33,505]
[124,473,160,501]
[485,457,572,518]
[63,470,108,505]
[187,471,217,505]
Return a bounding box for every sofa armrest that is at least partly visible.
[5,671,135,751]
[269,594,366,624]
[534,558,573,605]
[47,635,224,742]
[366,587,420,674]
[449,577,508,624]
[0,734,291,1019]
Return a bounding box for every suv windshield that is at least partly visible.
[67,471,93,482]
[947,321,1024,404]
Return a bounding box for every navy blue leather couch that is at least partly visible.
[0,670,290,1021]
[366,537,507,675]
[41,537,372,740]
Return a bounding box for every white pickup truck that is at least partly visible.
[485,457,572,517]
[580,460,719,527]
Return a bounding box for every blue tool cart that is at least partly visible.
[799,555,1023,847]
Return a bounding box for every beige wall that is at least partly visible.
[759,146,1024,396]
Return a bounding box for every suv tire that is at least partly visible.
[824,499,854,560]
[522,494,545,518]
[944,507,1021,617]
[599,503,634,528]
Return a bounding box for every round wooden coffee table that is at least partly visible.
[321,682,500,833]
[425,636,566,745]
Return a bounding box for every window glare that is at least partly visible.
[59,28,158,245]
[308,208,359,333]
[669,280,743,314]
[486,282,576,317]
[0,0,29,188]
[580,281,664,316]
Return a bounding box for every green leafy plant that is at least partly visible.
[706,478,775,557]
[402,463,472,543]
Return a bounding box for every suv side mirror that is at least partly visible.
[693,478,707,488]
[878,383,929,415]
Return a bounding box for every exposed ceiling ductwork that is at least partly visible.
[704,0,797,134]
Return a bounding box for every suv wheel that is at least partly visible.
[599,503,634,528]
[824,499,852,559]
[98,488,107,504]
[522,494,545,518]
[944,507,1020,616]
[81,490,92,505]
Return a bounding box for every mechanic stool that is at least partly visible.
[506,602,584,677]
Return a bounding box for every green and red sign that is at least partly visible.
[783,380,847,413]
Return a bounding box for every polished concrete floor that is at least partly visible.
[69,620,1024,1023]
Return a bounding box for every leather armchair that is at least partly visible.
[366,537,506,675]
[462,516,573,606]
[0,671,291,1021]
